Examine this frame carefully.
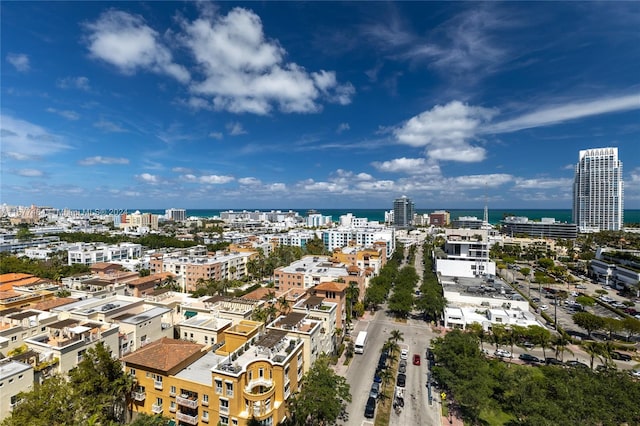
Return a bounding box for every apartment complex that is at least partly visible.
[573,147,624,232]
[0,359,33,421]
[123,325,304,426]
[435,229,496,278]
[322,227,395,259]
[166,208,187,222]
[67,242,142,266]
[393,195,414,228]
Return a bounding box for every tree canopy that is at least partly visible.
[286,355,351,425]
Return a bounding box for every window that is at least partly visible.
[225,382,233,397]
[259,368,264,378]
[232,420,238,426]
[156,397,163,405]
[220,398,229,413]
[219,415,229,425]
[202,411,209,421]
[215,379,223,394]
[170,385,176,395]
[129,368,136,376]
[203,394,209,405]
[204,336,208,343]
[11,336,16,342]
[18,375,23,380]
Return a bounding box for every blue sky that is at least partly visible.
[2,2,639,210]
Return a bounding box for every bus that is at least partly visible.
[354,331,368,354]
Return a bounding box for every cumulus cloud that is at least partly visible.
[6,53,30,72]
[209,131,223,140]
[94,119,127,132]
[46,108,80,121]
[372,157,428,174]
[513,177,573,189]
[451,173,512,188]
[238,177,261,186]
[181,174,234,184]
[336,122,350,134]
[226,122,247,136]
[0,115,69,158]
[137,173,159,184]
[78,156,130,166]
[394,101,496,162]
[57,76,91,91]
[181,7,354,114]
[172,167,192,173]
[84,10,189,83]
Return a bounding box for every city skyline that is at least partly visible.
[2,2,639,210]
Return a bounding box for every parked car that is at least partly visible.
[373,369,382,383]
[369,382,380,399]
[624,308,638,315]
[364,396,376,418]
[611,351,632,361]
[519,353,540,363]
[545,357,563,366]
[396,373,406,388]
[400,348,409,360]
[494,349,512,358]
[566,360,589,369]
[576,284,587,289]
[522,341,535,349]
[399,362,406,373]
[630,370,640,378]
[539,305,549,311]
[413,354,421,366]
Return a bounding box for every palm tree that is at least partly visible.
[390,329,404,344]
[552,333,573,362]
[278,296,291,315]
[346,281,360,323]
[582,341,605,370]
[466,322,486,350]
[383,340,399,357]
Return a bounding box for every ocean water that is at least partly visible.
[133,208,640,225]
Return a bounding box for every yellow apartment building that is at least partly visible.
[123,321,304,426]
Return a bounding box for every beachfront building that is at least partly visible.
[500,216,578,239]
[166,208,187,222]
[429,210,450,227]
[573,147,624,232]
[393,195,414,228]
[67,242,142,266]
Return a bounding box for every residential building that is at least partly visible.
[0,309,59,355]
[292,297,338,354]
[393,195,414,228]
[268,313,326,370]
[331,244,386,276]
[573,147,624,232]
[120,211,160,231]
[452,216,484,230]
[435,229,496,278]
[500,216,578,239]
[123,325,304,426]
[166,208,187,222]
[310,281,348,330]
[323,227,395,259]
[306,213,332,228]
[67,242,142,266]
[0,359,33,421]
[429,210,450,227]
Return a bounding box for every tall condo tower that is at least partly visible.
[393,195,415,228]
[573,147,624,232]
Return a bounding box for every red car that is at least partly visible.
[413,354,421,365]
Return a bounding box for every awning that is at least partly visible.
[184,311,198,319]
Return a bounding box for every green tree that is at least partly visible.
[466,322,487,350]
[129,414,172,425]
[622,317,640,342]
[16,225,34,241]
[286,355,351,425]
[304,236,326,255]
[68,342,133,424]
[602,317,623,340]
[572,312,605,338]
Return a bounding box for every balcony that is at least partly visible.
[131,391,146,401]
[176,411,198,425]
[176,394,198,409]
[154,380,163,390]
[169,405,176,413]
[151,403,163,414]
[244,378,274,394]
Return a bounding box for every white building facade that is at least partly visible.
[573,147,624,232]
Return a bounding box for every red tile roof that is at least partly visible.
[121,337,205,373]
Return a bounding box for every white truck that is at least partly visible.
[354,331,368,354]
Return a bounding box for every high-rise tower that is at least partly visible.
[573,147,623,232]
[393,195,415,228]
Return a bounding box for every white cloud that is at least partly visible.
[451,173,513,188]
[372,157,428,174]
[94,119,127,132]
[84,10,189,83]
[137,173,159,184]
[78,156,130,166]
[46,108,80,121]
[486,93,640,134]
[198,175,235,184]
[182,7,354,114]
[238,177,261,185]
[513,177,573,189]
[394,101,496,162]
[226,122,247,136]
[16,169,44,177]
[6,53,30,72]
[209,131,223,140]
[356,173,373,181]
[336,122,350,134]
[57,76,91,91]
[0,115,69,158]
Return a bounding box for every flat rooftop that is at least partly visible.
[441,275,521,301]
[279,256,347,277]
[174,350,226,386]
[0,359,31,379]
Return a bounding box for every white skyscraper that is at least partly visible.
[573,147,623,232]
